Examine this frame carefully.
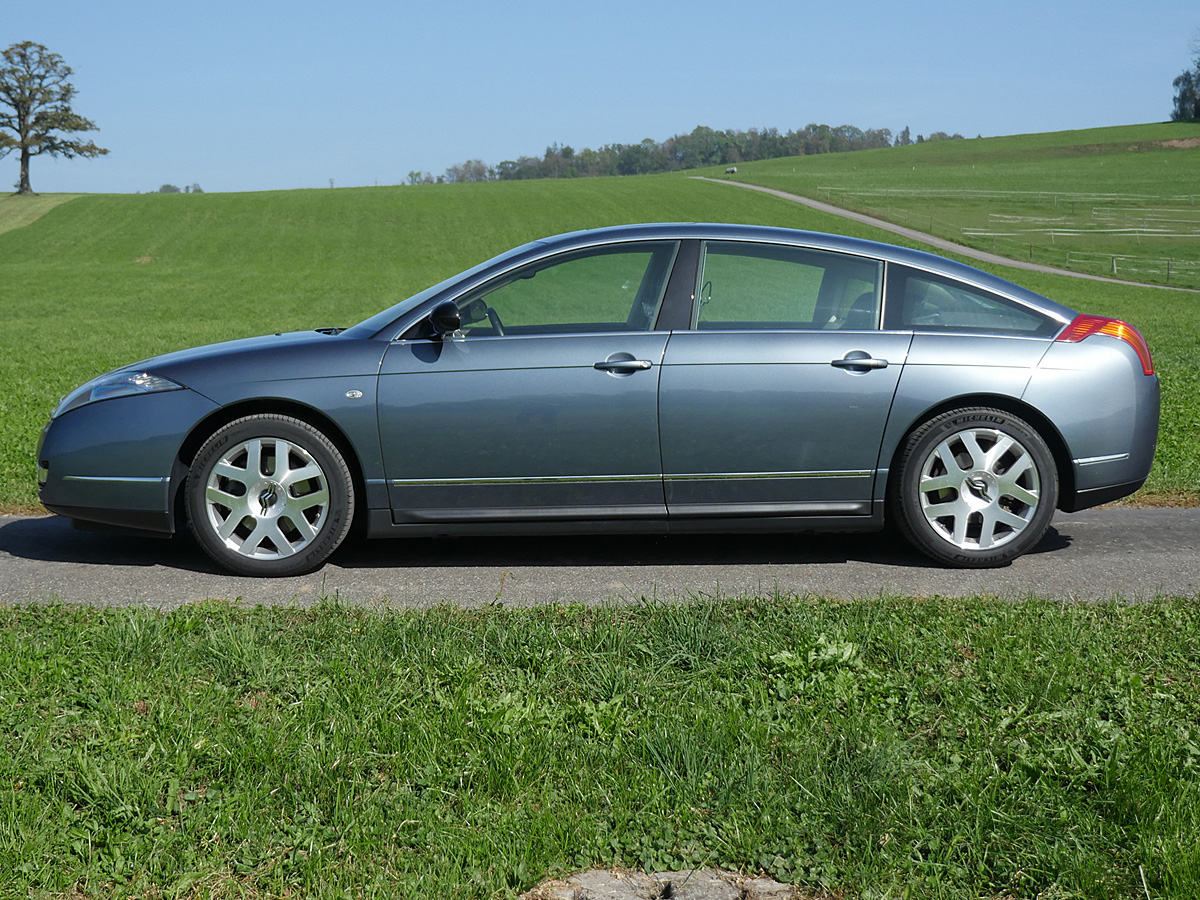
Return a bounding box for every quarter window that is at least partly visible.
[886,267,1059,336]
[695,242,883,330]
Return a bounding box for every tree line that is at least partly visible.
[409,124,966,185]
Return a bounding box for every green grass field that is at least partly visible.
[705,122,1200,289]
[1,152,1197,511]
[3,596,1199,900]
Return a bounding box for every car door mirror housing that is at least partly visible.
[429,300,462,337]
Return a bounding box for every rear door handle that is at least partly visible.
[830,355,888,370]
[594,359,652,372]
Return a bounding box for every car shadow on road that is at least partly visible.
[1,514,1073,574]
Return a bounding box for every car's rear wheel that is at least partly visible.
[890,407,1057,567]
[186,415,354,576]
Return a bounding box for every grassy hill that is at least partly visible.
[0,177,874,510]
[1,153,1197,510]
[702,122,1200,288]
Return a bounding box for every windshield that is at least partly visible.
[341,239,547,339]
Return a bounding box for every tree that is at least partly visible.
[0,42,108,194]
[1172,69,1200,121]
[1171,30,1200,122]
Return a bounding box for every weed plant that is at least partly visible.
[2,595,1198,898]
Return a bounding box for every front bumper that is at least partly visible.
[37,387,220,534]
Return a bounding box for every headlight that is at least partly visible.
[53,371,184,418]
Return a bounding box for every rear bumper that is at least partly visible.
[1060,477,1149,513]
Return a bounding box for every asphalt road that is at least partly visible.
[1,508,1196,608]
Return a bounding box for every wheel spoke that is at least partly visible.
[216,509,245,541]
[999,451,1034,481]
[213,460,249,484]
[988,439,1020,476]
[975,510,1000,549]
[919,472,960,493]
[932,438,971,474]
[1001,481,1039,507]
[206,484,240,506]
[290,486,329,512]
[922,495,970,517]
[957,431,989,469]
[243,439,265,478]
[281,463,323,489]
[286,514,317,543]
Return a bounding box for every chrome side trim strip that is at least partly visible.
[667,470,871,481]
[1074,453,1130,467]
[62,475,170,484]
[392,470,870,487]
[392,474,661,487]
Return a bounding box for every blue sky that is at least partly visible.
[5,0,1198,193]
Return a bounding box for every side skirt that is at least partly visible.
[366,504,885,539]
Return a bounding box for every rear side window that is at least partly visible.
[694,242,883,330]
[886,266,1059,337]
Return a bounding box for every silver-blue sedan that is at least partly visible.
[38,224,1159,576]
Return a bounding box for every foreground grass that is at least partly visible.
[2,596,1198,899]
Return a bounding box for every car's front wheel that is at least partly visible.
[186,415,355,576]
[890,407,1058,567]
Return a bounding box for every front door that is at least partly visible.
[377,241,680,524]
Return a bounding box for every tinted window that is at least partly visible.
[453,242,679,336]
[886,266,1059,337]
[695,242,882,330]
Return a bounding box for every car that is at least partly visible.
[37,223,1159,576]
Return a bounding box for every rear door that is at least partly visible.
[658,241,910,518]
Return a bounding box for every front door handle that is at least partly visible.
[594,359,652,372]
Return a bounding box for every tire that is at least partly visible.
[890,407,1057,568]
[186,415,355,576]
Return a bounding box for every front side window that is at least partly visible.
[694,242,883,330]
[886,267,1059,336]
[452,241,679,336]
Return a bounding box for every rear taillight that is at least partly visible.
[1055,315,1154,376]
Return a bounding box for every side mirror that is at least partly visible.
[429,300,461,337]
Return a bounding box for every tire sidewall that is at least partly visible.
[186,415,354,577]
[892,407,1058,567]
